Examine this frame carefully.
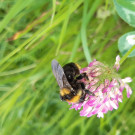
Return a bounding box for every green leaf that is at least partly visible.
[118,31,135,57]
[113,0,135,27]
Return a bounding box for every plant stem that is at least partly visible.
[120,45,135,65]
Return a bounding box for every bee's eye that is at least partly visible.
[68,74,72,79]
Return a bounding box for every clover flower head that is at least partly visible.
[69,56,132,118]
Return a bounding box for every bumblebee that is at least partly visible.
[51,59,94,103]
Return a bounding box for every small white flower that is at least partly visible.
[126,35,135,45]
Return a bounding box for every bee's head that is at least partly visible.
[63,63,80,82]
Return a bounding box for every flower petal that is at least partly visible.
[125,84,132,98]
[122,77,132,83]
[110,100,118,109]
[97,112,104,118]
[114,55,120,71]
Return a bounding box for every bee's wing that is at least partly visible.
[51,59,72,89]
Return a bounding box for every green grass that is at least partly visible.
[0,0,135,135]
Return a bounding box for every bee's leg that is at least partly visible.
[76,73,88,80]
[79,97,85,103]
[78,83,84,89]
[85,89,95,96]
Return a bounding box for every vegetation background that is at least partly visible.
[0,0,135,135]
